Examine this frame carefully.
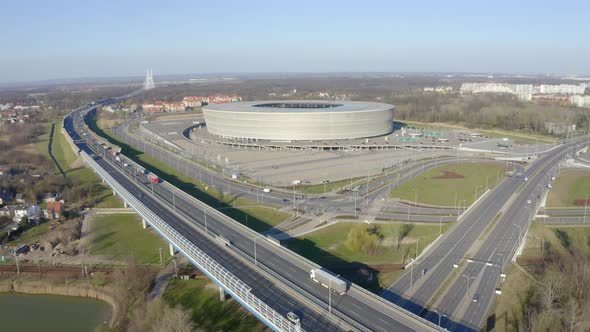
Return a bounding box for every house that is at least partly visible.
[46,201,64,219]
[0,165,10,176]
[0,189,13,205]
[13,204,40,223]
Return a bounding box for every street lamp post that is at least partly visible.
[253,236,259,266]
[173,259,178,278]
[461,274,475,299]
[204,208,208,234]
[434,309,446,328]
[328,274,340,314]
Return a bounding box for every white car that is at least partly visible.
[286,311,300,325]
[263,188,271,193]
[526,199,531,204]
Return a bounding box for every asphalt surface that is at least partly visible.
[67,105,440,332]
[435,140,587,331]
[113,123,506,223]
[380,136,587,331]
[76,98,589,331]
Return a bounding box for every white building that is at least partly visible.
[13,204,41,222]
[571,95,590,108]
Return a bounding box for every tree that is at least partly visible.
[345,225,380,255]
[18,215,29,229]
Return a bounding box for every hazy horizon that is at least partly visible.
[2,0,589,83]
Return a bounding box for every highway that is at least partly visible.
[380,136,587,330]
[435,139,587,331]
[79,99,589,331]
[67,103,441,331]
[113,119,509,224]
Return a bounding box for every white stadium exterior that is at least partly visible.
[202,100,395,141]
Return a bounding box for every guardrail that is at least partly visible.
[65,109,302,332]
[80,150,302,332]
[72,104,442,332]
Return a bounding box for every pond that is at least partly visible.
[0,293,110,332]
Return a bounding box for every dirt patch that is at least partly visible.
[432,171,464,179]
[574,199,590,206]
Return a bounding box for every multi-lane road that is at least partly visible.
[381,136,587,331]
[67,103,441,331]
[73,97,589,331]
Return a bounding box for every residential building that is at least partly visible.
[571,95,590,108]
[45,201,64,219]
[142,102,165,113]
[163,102,186,112]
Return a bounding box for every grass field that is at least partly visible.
[523,222,590,258]
[546,170,590,208]
[389,162,506,206]
[287,222,450,266]
[89,115,289,232]
[6,223,51,246]
[89,214,171,265]
[287,222,451,291]
[163,278,266,332]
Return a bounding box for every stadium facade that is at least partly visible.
[202,100,394,141]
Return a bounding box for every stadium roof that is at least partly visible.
[203,100,393,113]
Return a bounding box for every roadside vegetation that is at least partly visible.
[89,214,171,265]
[546,170,590,208]
[286,222,451,291]
[390,162,506,206]
[162,278,268,332]
[89,109,290,232]
[491,222,590,331]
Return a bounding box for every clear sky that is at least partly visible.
[1,0,589,82]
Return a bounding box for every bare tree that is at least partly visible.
[538,271,562,311]
[562,299,581,332]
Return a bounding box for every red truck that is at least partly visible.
[147,173,160,184]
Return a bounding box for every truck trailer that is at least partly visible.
[310,268,347,295]
[147,173,160,184]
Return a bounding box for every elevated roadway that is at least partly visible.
[67,102,441,331]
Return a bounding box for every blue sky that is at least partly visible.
[1,0,589,82]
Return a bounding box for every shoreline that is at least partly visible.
[0,277,118,327]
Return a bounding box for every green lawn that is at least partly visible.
[89,115,289,232]
[546,170,590,207]
[287,222,451,266]
[6,223,51,246]
[53,126,78,168]
[163,279,267,332]
[524,222,590,258]
[390,162,505,206]
[89,214,170,265]
[286,222,451,291]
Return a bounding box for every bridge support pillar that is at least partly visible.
[123,201,128,208]
[169,242,175,256]
[142,219,148,229]
[112,190,116,196]
[219,286,226,302]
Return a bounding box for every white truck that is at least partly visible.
[263,188,271,193]
[310,269,347,295]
